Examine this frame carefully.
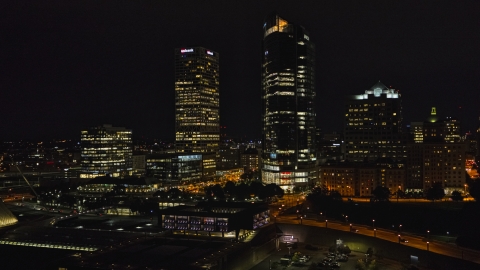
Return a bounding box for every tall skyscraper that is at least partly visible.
[344,81,405,163]
[261,14,317,188]
[80,124,133,178]
[174,47,219,179]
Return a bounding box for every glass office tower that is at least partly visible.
[261,14,317,188]
[80,124,133,178]
[174,47,219,178]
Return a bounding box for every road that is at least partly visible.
[275,214,480,265]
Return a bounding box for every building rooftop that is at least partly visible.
[369,80,389,91]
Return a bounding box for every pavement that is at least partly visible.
[250,242,404,270]
[275,214,480,265]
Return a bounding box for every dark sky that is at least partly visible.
[1,0,479,141]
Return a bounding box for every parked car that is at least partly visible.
[317,261,329,267]
[280,257,290,266]
[300,255,311,262]
[337,254,348,262]
[330,262,341,268]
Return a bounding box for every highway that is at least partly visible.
[275,214,480,265]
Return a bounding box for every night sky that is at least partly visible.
[1,0,479,141]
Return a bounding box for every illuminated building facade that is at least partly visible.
[317,132,345,163]
[174,47,220,171]
[158,202,270,238]
[410,122,424,143]
[344,81,405,163]
[80,124,132,178]
[145,154,203,185]
[217,142,240,170]
[320,163,405,197]
[421,143,466,193]
[406,107,465,192]
[261,14,317,188]
[241,147,259,172]
[321,166,355,197]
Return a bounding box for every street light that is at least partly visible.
[300,216,303,225]
[350,223,352,232]
[398,234,401,244]
[399,224,402,233]
[427,230,430,240]
[326,220,328,228]
[427,241,429,251]
[374,228,376,237]
[372,219,375,229]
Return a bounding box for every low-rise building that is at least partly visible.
[158,201,270,239]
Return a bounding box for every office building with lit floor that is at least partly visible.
[406,107,466,193]
[80,124,132,178]
[174,47,219,180]
[344,81,406,163]
[261,14,318,188]
[158,201,270,239]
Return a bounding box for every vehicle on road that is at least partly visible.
[400,238,409,243]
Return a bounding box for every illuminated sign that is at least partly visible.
[270,153,277,159]
[207,50,214,56]
[181,48,194,53]
[304,34,309,40]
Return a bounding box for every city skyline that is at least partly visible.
[1,1,479,141]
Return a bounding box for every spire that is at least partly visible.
[369,80,389,91]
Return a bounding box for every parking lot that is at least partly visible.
[251,241,403,270]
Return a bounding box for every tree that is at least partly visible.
[223,181,236,197]
[210,184,225,199]
[249,181,265,198]
[291,252,301,262]
[367,259,378,270]
[451,190,463,202]
[372,186,390,202]
[426,182,445,202]
[235,182,251,200]
[468,179,480,201]
[366,247,373,257]
[306,185,344,217]
[338,245,351,255]
[330,190,342,201]
[355,259,366,270]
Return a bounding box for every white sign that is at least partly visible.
[207,50,214,56]
[181,48,194,53]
